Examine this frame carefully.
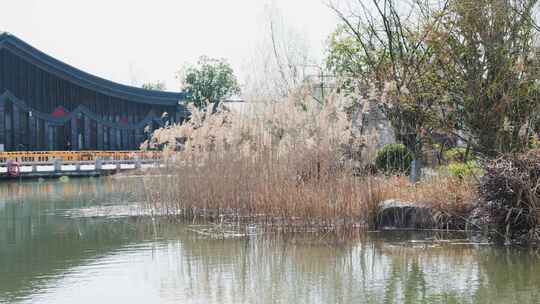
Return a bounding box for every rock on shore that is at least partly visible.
[377,199,435,229]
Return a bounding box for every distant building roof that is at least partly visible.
[0,32,186,106]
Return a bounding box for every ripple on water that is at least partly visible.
[2,178,540,304]
[61,204,147,219]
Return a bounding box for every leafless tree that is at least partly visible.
[242,3,315,100]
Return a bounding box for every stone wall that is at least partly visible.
[354,97,395,149]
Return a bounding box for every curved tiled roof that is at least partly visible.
[0,32,186,106]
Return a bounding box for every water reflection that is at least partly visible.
[0,177,137,203]
[1,178,539,304]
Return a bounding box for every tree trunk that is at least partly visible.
[409,142,423,183]
[409,154,422,183]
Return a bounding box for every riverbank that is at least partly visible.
[138,92,539,246]
[137,145,540,245]
[138,152,483,235]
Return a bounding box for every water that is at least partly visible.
[1,178,539,304]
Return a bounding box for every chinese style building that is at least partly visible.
[0,32,188,151]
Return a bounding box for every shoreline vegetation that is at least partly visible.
[136,87,539,246]
[136,0,540,246]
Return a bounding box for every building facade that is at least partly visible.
[0,33,188,151]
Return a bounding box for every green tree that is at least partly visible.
[142,81,166,91]
[327,0,540,180]
[427,0,540,156]
[326,24,368,81]
[328,0,451,182]
[179,56,240,109]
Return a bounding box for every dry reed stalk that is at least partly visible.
[381,175,478,229]
[397,177,477,211]
[139,86,477,233]
[140,159,476,232]
[140,151,396,231]
[139,87,383,231]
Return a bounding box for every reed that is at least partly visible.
[139,86,477,232]
[140,150,394,231]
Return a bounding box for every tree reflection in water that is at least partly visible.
[0,178,539,304]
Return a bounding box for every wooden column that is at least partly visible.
[116,129,121,150]
[121,129,128,150]
[103,126,109,150]
[127,129,133,150]
[5,106,12,151]
[97,123,104,150]
[84,115,91,150]
[131,130,138,150]
[134,128,143,150]
[71,117,78,151]
[44,121,51,151]
[0,101,5,151]
[109,127,116,150]
[118,129,123,150]
[12,104,20,150]
[36,119,41,150]
[28,115,36,151]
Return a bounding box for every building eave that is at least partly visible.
[0,32,186,106]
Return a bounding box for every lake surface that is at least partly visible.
[1,177,539,304]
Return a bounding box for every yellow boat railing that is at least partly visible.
[0,151,162,164]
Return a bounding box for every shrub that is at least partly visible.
[446,161,483,180]
[479,150,540,244]
[375,144,412,174]
[529,134,540,150]
[443,147,469,163]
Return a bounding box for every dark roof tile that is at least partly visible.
[0,32,186,106]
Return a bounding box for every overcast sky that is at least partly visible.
[1,0,338,92]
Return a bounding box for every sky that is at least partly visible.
[1,0,339,92]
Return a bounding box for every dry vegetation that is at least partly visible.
[480,151,540,244]
[139,87,478,233]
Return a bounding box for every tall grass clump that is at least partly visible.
[375,144,412,174]
[140,86,480,233]
[140,87,398,231]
